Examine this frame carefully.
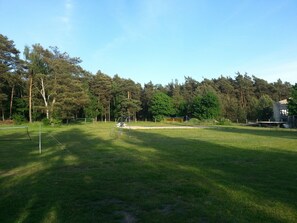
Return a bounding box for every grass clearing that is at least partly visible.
[1,122,297,222]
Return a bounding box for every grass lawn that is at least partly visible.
[1,122,297,222]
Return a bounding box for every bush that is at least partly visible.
[153,115,165,122]
[12,114,26,125]
[42,118,62,126]
[42,118,51,126]
[188,118,200,125]
[188,118,222,126]
[192,92,220,120]
[217,118,232,125]
[51,118,62,126]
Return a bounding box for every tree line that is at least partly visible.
[1,34,296,124]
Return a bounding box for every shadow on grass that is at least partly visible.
[208,125,297,140]
[0,125,297,222]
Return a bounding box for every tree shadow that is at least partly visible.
[122,129,297,222]
[207,126,297,140]
[1,126,297,222]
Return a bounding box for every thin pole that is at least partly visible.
[39,124,42,154]
[26,126,32,140]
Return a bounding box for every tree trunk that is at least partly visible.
[39,78,49,119]
[1,107,4,121]
[9,85,14,119]
[29,73,33,122]
[104,109,107,122]
[50,97,55,120]
[108,102,110,121]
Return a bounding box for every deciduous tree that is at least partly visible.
[149,92,175,121]
[192,91,220,120]
[288,84,297,115]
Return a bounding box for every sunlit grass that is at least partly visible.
[0,122,297,222]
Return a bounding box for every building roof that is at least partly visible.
[279,99,288,105]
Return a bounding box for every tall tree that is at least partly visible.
[167,79,185,116]
[48,46,89,120]
[0,34,22,120]
[257,95,273,120]
[272,79,291,101]
[111,75,141,121]
[214,76,238,121]
[180,76,199,116]
[23,44,51,122]
[252,76,270,98]
[24,45,88,121]
[234,72,255,121]
[140,81,155,120]
[288,84,297,115]
[89,71,112,121]
[24,44,52,120]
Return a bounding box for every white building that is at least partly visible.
[273,99,288,122]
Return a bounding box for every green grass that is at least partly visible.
[1,122,297,222]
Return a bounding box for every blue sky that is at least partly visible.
[1,0,297,85]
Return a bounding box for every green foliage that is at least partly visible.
[111,75,142,120]
[89,72,112,121]
[14,98,28,115]
[149,92,175,122]
[188,118,200,124]
[11,114,26,124]
[0,34,20,74]
[42,117,61,126]
[217,117,232,125]
[192,91,220,120]
[288,84,297,115]
[246,97,258,120]
[153,114,165,122]
[51,118,62,126]
[236,106,247,122]
[42,118,51,126]
[0,34,23,120]
[167,80,186,116]
[257,95,273,120]
[141,81,155,120]
[187,118,217,126]
[1,35,295,123]
[24,44,88,121]
[84,94,102,120]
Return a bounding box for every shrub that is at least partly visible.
[154,115,165,122]
[188,118,200,125]
[42,118,51,126]
[51,118,62,126]
[42,118,62,126]
[217,118,232,125]
[12,114,26,125]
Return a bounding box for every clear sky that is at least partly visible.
[1,0,297,85]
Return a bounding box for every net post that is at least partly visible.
[39,124,42,154]
[26,126,32,140]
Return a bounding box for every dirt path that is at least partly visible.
[122,126,207,130]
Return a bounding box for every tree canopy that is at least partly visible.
[149,92,175,122]
[288,84,297,115]
[192,91,220,120]
[0,33,295,123]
